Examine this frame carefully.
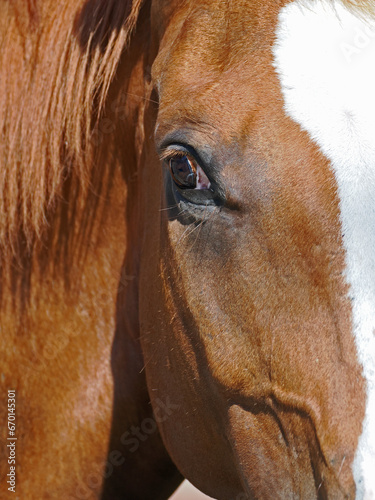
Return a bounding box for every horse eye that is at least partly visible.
[168,155,211,190]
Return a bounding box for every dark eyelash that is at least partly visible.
[159,149,193,162]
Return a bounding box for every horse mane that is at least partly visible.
[340,0,375,16]
[0,0,143,257]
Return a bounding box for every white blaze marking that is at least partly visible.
[272,1,375,498]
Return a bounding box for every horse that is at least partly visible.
[0,0,374,498]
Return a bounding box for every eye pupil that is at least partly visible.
[169,156,197,189]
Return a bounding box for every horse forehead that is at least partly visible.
[153,1,285,146]
[152,0,280,92]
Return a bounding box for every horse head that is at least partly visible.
[136,1,375,498]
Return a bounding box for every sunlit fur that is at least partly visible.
[273,1,375,497]
[0,0,374,499]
